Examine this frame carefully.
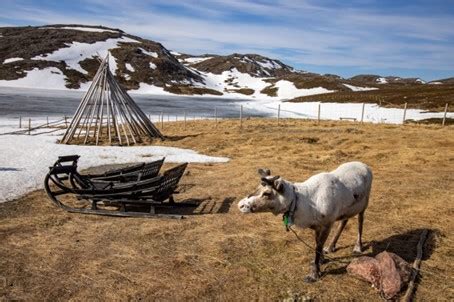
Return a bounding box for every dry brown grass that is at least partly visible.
[1,119,453,301]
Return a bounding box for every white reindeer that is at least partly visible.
[238,161,373,282]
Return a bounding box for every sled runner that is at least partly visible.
[44,155,190,218]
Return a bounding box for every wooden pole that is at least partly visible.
[240,105,243,129]
[317,103,321,123]
[28,118,31,135]
[402,229,429,302]
[64,115,68,128]
[184,110,187,129]
[19,116,21,128]
[161,112,164,129]
[46,116,49,127]
[361,103,365,124]
[442,103,448,127]
[403,102,407,124]
[277,104,281,125]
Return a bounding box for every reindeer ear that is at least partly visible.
[258,168,271,177]
[273,177,284,192]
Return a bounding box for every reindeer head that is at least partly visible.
[238,168,291,215]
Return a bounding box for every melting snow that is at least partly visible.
[32,37,140,75]
[429,81,443,85]
[3,57,24,64]
[0,118,229,202]
[274,80,333,99]
[131,83,172,95]
[170,51,181,56]
[149,62,157,69]
[140,48,158,58]
[0,67,87,90]
[241,100,453,125]
[184,57,213,64]
[376,77,388,84]
[343,84,378,92]
[256,59,282,70]
[125,63,135,72]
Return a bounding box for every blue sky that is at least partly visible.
[1,0,453,80]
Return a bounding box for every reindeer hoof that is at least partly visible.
[323,246,336,254]
[353,245,363,254]
[304,274,319,283]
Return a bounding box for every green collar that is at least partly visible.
[283,186,297,232]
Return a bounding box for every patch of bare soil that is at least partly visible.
[1,119,453,300]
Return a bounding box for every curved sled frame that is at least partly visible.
[44,160,189,219]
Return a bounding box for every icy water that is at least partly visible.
[0,87,269,118]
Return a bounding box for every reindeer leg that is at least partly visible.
[324,219,348,254]
[304,224,332,283]
[353,211,365,254]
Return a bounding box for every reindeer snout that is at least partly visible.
[238,197,252,213]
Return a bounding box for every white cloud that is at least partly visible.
[1,0,453,76]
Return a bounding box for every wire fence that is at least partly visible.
[4,102,452,136]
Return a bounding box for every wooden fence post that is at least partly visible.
[64,115,68,128]
[442,103,448,127]
[403,103,407,124]
[317,103,321,123]
[28,118,31,135]
[361,103,365,123]
[19,116,22,128]
[277,104,281,125]
[161,112,164,129]
[240,105,243,129]
[46,116,49,127]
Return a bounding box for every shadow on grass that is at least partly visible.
[323,228,439,277]
[164,134,201,141]
[156,196,236,216]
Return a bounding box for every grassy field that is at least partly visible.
[1,119,453,301]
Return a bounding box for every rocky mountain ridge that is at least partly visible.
[0,24,451,99]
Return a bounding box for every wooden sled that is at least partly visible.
[44,156,192,218]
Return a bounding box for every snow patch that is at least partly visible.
[125,63,135,72]
[131,83,172,95]
[32,37,140,75]
[343,84,378,92]
[0,121,229,202]
[140,48,158,58]
[3,57,24,64]
[274,80,333,99]
[170,51,181,56]
[40,26,120,33]
[256,59,282,70]
[183,57,213,64]
[149,62,157,69]
[429,81,442,85]
[376,77,388,84]
[1,68,57,89]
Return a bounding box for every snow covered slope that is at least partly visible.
[0,24,451,101]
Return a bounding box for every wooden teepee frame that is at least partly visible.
[61,55,163,145]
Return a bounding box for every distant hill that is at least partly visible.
[0,24,452,101]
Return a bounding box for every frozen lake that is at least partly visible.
[0,87,269,118]
[0,87,451,124]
